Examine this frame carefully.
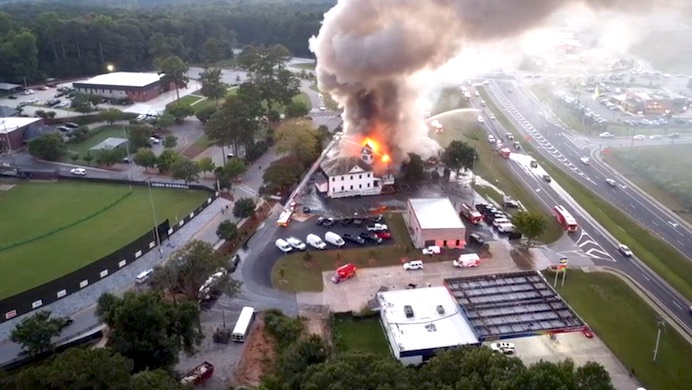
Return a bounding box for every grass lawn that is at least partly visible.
[66,125,129,158]
[429,94,563,244]
[310,82,339,110]
[479,87,692,302]
[271,213,457,292]
[556,270,692,390]
[174,95,204,107]
[0,181,209,299]
[606,145,692,224]
[333,316,390,356]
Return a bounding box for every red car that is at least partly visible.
[375,232,391,239]
[582,327,594,338]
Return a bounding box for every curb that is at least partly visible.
[584,265,692,344]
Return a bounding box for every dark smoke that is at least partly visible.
[310,0,681,163]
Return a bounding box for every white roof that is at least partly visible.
[75,72,162,88]
[0,117,42,134]
[378,287,479,353]
[409,198,465,229]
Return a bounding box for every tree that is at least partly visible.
[69,153,79,163]
[128,125,153,149]
[195,105,217,124]
[205,83,263,155]
[96,147,126,166]
[131,148,155,171]
[163,134,178,149]
[202,37,226,64]
[273,335,330,389]
[156,113,175,129]
[575,361,615,390]
[96,291,202,372]
[215,158,247,191]
[275,119,319,166]
[401,152,426,181]
[199,67,226,104]
[156,149,182,172]
[216,220,239,241]
[46,110,56,119]
[263,155,304,191]
[158,55,189,100]
[233,197,256,219]
[442,140,478,178]
[285,100,309,118]
[149,240,242,301]
[71,93,94,113]
[82,151,94,165]
[27,133,67,161]
[165,101,194,123]
[236,45,300,111]
[10,311,71,357]
[512,211,547,247]
[100,107,124,124]
[197,156,215,178]
[130,369,183,390]
[170,158,200,183]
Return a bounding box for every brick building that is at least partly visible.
[405,197,467,249]
[72,72,173,102]
[0,117,43,153]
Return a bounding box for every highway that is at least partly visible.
[469,88,692,334]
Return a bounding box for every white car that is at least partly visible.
[70,168,86,176]
[149,136,161,144]
[632,134,646,140]
[491,342,515,354]
[22,89,35,95]
[580,157,590,165]
[618,244,633,257]
[477,115,485,123]
[26,98,39,104]
[487,135,496,143]
[403,260,424,271]
[490,113,496,120]
[319,105,326,111]
[599,132,615,138]
[605,178,617,187]
[422,245,441,255]
[649,135,662,140]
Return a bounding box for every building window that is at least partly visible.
[341,176,344,181]
[443,240,448,247]
[341,186,344,191]
[367,183,370,188]
[359,174,362,179]
[456,240,460,246]
[350,185,353,190]
[350,175,353,180]
[367,173,371,177]
[359,184,362,189]
[332,177,335,182]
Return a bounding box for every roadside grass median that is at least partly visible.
[310,82,338,110]
[271,214,456,292]
[429,99,563,244]
[555,270,692,390]
[480,87,692,302]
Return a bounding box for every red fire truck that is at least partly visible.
[459,203,483,225]
[331,263,357,283]
[180,362,214,386]
[553,205,578,232]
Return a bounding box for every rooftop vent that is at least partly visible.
[404,305,414,318]
[436,305,445,314]
[425,323,437,332]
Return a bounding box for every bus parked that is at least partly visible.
[231,307,256,343]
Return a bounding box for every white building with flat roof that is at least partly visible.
[406,197,467,249]
[377,287,479,365]
[72,72,170,102]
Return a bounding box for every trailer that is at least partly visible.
[180,362,214,386]
[331,263,357,283]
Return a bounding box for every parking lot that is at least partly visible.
[495,333,639,390]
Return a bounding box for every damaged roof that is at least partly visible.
[320,156,372,177]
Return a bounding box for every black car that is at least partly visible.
[303,206,311,214]
[469,233,485,246]
[8,95,17,100]
[359,232,382,244]
[343,233,365,245]
[322,218,335,228]
[352,218,364,227]
[315,217,326,225]
[228,254,241,273]
[341,218,353,226]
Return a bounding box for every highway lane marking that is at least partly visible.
[677,239,685,245]
[641,272,651,282]
[653,221,659,227]
[672,301,683,310]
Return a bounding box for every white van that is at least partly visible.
[136,269,154,284]
[275,239,292,253]
[286,237,306,251]
[306,234,327,250]
[492,218,511,227]
[324,231,345,247]
[497,223,515,233]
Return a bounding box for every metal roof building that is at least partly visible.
[377,287,480,365]
[444,271,585,341]
[405,197,467,249]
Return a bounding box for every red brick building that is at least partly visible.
[72,72,174,102]
[0,117,43,153]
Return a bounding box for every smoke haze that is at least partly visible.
[310,0,685,164]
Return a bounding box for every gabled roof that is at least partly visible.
[320,156,372,177]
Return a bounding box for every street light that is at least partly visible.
[147,179,163,257]
[652,315,666,363]
[106,64,115,72]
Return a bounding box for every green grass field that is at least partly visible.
[0,181,209,299]
[556,270,692,390]
[333,316,390,356]
[479,87,692,302]
[67,125,129,157]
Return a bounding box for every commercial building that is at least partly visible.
[72,72,170,102]
[405,197,467,249]
[377,287,479,365]
[314,144,394,199]
[0,117,43,153]
[619,88,688,115]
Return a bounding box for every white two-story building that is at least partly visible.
[315,144,392,199]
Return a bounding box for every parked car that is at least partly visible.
[599,132,615,138]
[286,237,306,251]
[375,231,391,239]
[632,134,646,140]
[469,233,485,246]
[275,239,293,253]
[341,218,353,226]
[322,218,335,228]
[422,245,441,255]
[352,218,364,227]
[324,231,345,247]
[366,223,388,232]
[315,217,326,225]
[403,260,424,271]
[359,232,382,244]
[70,168,86,176]
[343,233,365,245]
[228,255,241,273]
[491,342,515,354]
[307,234,327,249]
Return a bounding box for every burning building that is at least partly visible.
[314,137,395,199]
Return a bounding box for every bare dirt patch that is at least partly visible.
[300,306,331,342]
[232,314,276,388]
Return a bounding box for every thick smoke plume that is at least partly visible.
[309,0,681,165]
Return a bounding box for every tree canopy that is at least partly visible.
[10,310,71,357]
[512,211,547,247]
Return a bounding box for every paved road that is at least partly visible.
[471,84,692,333]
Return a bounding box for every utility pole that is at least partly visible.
[652,316,666,363]
[147,180,163,257]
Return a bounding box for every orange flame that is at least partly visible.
[363,137,379,153]
[382,154,391,163]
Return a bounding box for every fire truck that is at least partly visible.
[331,263,357,283]
[459,203,483,225]
[498,148,511,159]
[277,210,293,227]
[553,205,578,232]
[180,362,214,386]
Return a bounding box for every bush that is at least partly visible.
[264,309,304,351]
[245,141,268,163]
